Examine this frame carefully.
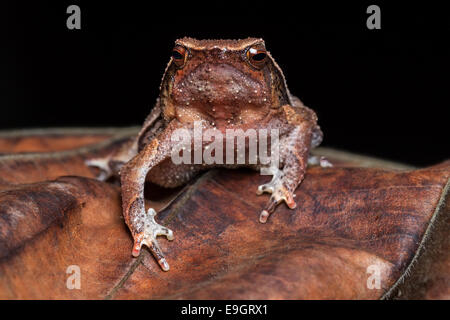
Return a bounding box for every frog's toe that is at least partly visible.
[257,168,297,222]
[259,185,296,223]
[85,158,111,181]
[319,156,333,168]
[131,208,174,271]
[257,183,274,195]
[307,155,333,168]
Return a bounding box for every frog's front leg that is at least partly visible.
[257,106,319,223]
[120,120,186,271]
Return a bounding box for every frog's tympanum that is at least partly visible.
[87,38,327,271]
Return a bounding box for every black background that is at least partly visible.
[2,1,449,166]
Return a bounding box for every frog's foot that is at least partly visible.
[132,208,174,271]
[307,155,333,168]
[85,158,112,181]
[256,169,296,223]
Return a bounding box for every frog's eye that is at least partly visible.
[172,45,188,68]
[246,45,267,68]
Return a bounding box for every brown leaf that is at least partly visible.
[0,128,448,299]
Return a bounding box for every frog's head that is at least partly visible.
[159,37,291,125]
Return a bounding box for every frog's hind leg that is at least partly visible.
[86,138,138,181]
[307,124,332,167]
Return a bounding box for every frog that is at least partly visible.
[86,37,329,271]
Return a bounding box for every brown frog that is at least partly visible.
[86,37,328,271]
